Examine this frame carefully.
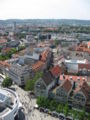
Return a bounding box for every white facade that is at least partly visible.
[0,88,21,120]
[65,59,87,73]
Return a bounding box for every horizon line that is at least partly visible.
[0,18,90,21]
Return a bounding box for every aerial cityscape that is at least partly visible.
[0,0,90,120]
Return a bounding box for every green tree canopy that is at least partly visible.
[63,103,69,116]
[2,77,12,88]
[56,104,63,113]
[25,72,43,91]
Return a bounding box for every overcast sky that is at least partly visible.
[0,0,90,20]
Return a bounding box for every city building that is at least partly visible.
[32,61,46,72]
[0,88,21,120]
[78,63,90,75]
[0,61,10,75]
[8,64,33,86]
[34,71,55,97]
[65,59,87,73]
[72,81,90,112]
[0,39,7,48]
[87,41,90,49]
[52,80,72,103]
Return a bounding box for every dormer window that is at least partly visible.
[70,76,72,80]
[77,77,80,82]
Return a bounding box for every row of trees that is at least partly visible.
[0,46,25,60]
[37,96,90,120]
[37,96,70,116]
[25,72,43,91]
[1,71,43,89]
[0,48,17,60]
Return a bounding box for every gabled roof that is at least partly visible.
[74,81,90,98]
[60,80,72,93]
[42,71,54,86]
[50,65,62,77]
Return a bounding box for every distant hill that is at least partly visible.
[0,19,90,26]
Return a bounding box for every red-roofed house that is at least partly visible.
[50,65,63,78]
[59,74,87,87]
[52,80,72,103]
[0,61,10,75]
[32,61,46,72]
[88,41,90,49]
[72,81,90,112]
[40,49,52,68]
[78,63,90,75]
[0,39,7,47]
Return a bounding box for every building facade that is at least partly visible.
[0,88,21,120]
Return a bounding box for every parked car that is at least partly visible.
[51,111,59,118]
[39,107,44,112]
[44,109,49,114]
[58,113,65,120]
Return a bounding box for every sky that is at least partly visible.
[0,0,90,20]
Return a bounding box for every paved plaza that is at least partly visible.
[12,85,59,120]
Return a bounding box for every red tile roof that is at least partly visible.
[0,39,7,44]
[41,49,49,62]
[0,61,10,68]
[60,75,87,82]
[78,63,90,70]
[61,80,72,93]
[88,41,90,47]
[76,43,90,53]
[74,81,90,98]
[50,65,62,77]
[32,61,45,71]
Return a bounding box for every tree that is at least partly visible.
[56,104,63,113]
[54,39,59,46]
[49,100,58,111]
[78,109,85,120]
[25,72,43,91]
[63,104,69,116]
[72,110,78,120]
[2,77,12,88]
[25,79,34,91]
[88,113,90,120]
[37,96,49,108]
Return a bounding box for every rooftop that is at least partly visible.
[88,41,90,46]
[0,88,19,117]
[42,71,54,86]
[32,61,45,72]
[0,61,10,68]
[60,75,87,82]
[50,65,62,77]
[60,80,72,93]
[0,39,7,44]
[78,63,90,70]
[74,81,90,98]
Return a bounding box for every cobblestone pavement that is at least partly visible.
[12,85,59,120]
